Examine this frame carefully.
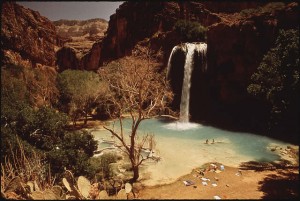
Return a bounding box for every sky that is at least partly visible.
[16,1,125,21]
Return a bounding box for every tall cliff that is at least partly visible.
[200,2,299,130]
[99,1,271,64]
[1,2,62,68]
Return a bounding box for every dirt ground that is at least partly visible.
[134,163,299,199]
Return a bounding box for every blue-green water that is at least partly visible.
[91,118,294,185]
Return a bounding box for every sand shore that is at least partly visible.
[133,162,299,199]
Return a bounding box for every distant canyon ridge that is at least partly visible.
[1,1,298,131]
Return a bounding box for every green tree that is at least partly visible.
[15,106,68,150]
[247,29,299,134]
[174,20,207,42]
[1,65,30,125]
[57,70,109,126]
[46,130,97,177]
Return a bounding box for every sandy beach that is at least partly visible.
[135,163,299,199]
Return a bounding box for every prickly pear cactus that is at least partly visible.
[97,190,109,200]
[61,170,94,199]
[62,170,82,199]
[117,189,127,199]
[125,183,132,194]
[62,178,72,192]
[77,176,91,198]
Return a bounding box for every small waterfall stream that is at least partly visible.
[167,42,207,125]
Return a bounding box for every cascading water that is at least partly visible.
[166,42,207,129]
[179,43,195,123]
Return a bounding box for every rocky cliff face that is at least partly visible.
[1,2,62,67]
[99,1,272,64]
[199,2,299,129]
[53,18,108,71]
[100,1,221,63]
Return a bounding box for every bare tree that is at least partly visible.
[98,47,173,182]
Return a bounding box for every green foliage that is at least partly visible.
[98,153,118,178]
[240,2,286,18]
[86,157,103,180]
[247,29,299,132]
[57,70,109,124]
[1,65,99,181]
[62,130,97,157]
[2,64,58,107]
[86,153,118,180]
[46,130,97,177]
[15,106,68,150]
[1,66,30,124]
[0,125,39,163]
[174,20,207,42]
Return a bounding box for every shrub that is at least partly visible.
[15,106,68,150]
[174,20,207,42]
[1,137,53,192]
[46,130,98,177]
[247,29,299,134]
[86,153,118,181]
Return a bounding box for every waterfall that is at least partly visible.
[167,42,207,124]
[179,43,195,122]
[166,46,180,78]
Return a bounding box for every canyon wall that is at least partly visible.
[1,2,62,68]
[53,18,107,71]
[200,2,299,130]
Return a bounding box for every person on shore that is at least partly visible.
[212,139,215,144]
[205,139,209,144]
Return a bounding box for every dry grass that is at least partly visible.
[1,138,55,192]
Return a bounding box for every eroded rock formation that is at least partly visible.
[53,18,108,71]
[1,2,62,67]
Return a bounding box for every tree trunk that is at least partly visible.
[131,165,139,183]
[84,113,88,125]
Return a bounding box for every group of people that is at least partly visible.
[205,139,215,144]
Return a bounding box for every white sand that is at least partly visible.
[139,136,253,186]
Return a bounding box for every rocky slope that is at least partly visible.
[1,2,63,67]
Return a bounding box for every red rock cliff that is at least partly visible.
[1,2,61,67]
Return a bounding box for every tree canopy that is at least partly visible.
[57,69,109,125]
[247,29,299,135]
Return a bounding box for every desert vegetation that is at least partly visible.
[1,45,174,199]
